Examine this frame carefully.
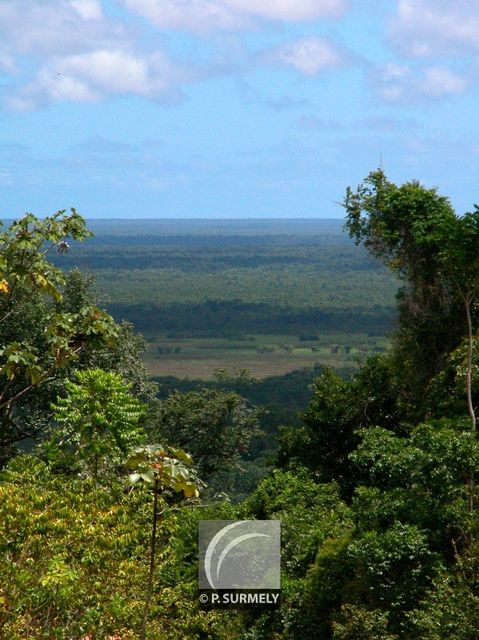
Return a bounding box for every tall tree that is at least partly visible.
[436,208,479,432]
[0,211,118,461]
[343,170,477,409]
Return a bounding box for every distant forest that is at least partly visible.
[51,219,398,337]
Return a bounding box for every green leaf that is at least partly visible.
[128,473,142,485]
[140,469,155,483]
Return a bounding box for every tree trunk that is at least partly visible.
[465,294,476,432]
[140,476,159,640]
[465,294,476,512]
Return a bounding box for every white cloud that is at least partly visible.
[70,0,103,20]
[375,62,469,103]
[264,37,343,76]
[121,0,241,32]
[59,51,153,94]
[0,1,192,110]
[119,0,347,32]
[421,66,469,97]
[227,0,345,21]
[0,0,126,56]
[390,0,479,57]
[0,50,17,73]
[37,71,99,102]
[0,0,349,110]
[7,50,187,110]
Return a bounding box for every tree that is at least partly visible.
[332,605,397,640]
[435,208,479,432]
[344,171,479,508]
[351,419,479,552]
[125,444,201,640]
[343,170,468,400]
[153,388,261,487]
[0,211,118,460]
[58,269,160,419]
[408,571,479,639]
[49,368,145,479]
[243,469,353,639]
[277,357,407,494]
[0,454,236,639]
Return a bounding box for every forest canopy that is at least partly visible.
[1,172,479,639]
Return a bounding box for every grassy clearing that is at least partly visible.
[143,332,389,379]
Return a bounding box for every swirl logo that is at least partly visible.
[199,520,281,590]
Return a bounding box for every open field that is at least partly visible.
[143,332,389,379]
[53,219,397,377]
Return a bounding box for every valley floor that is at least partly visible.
[143,331,388,379]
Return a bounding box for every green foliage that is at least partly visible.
[154,360,364,499]
[0,209,91,302]
[436,207,479,300]
[345,523,441,619]
[343,170,456,277]
[272,361,479,638]
[408,572,479,639]
[153,388,261,491]
[245,469,352,576]
[336,420,479,634]
[0,455,241,639]
[278,356,407,492]
[343,169,479,405]
[426,338,479,419]
[277,368,355,483]
[0,213,118,461]
[332,605,398,640]
[54,222,396,338]
[88,320,160,408]
[351,421,479,538]
[60,270,160,420]
[125,444,203,639]
[48,368,145,478]
[125,444,200,499]
[241,470,353,639]
[59,232,395,311]
[110,300,394,340]
[2,190,479,639]
[289,518,441,640]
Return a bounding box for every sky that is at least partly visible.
[1,0,479,218]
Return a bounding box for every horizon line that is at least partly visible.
[1,216,347,222]
[85,216,346,221]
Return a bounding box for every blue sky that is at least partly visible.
[1,0,479,218]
